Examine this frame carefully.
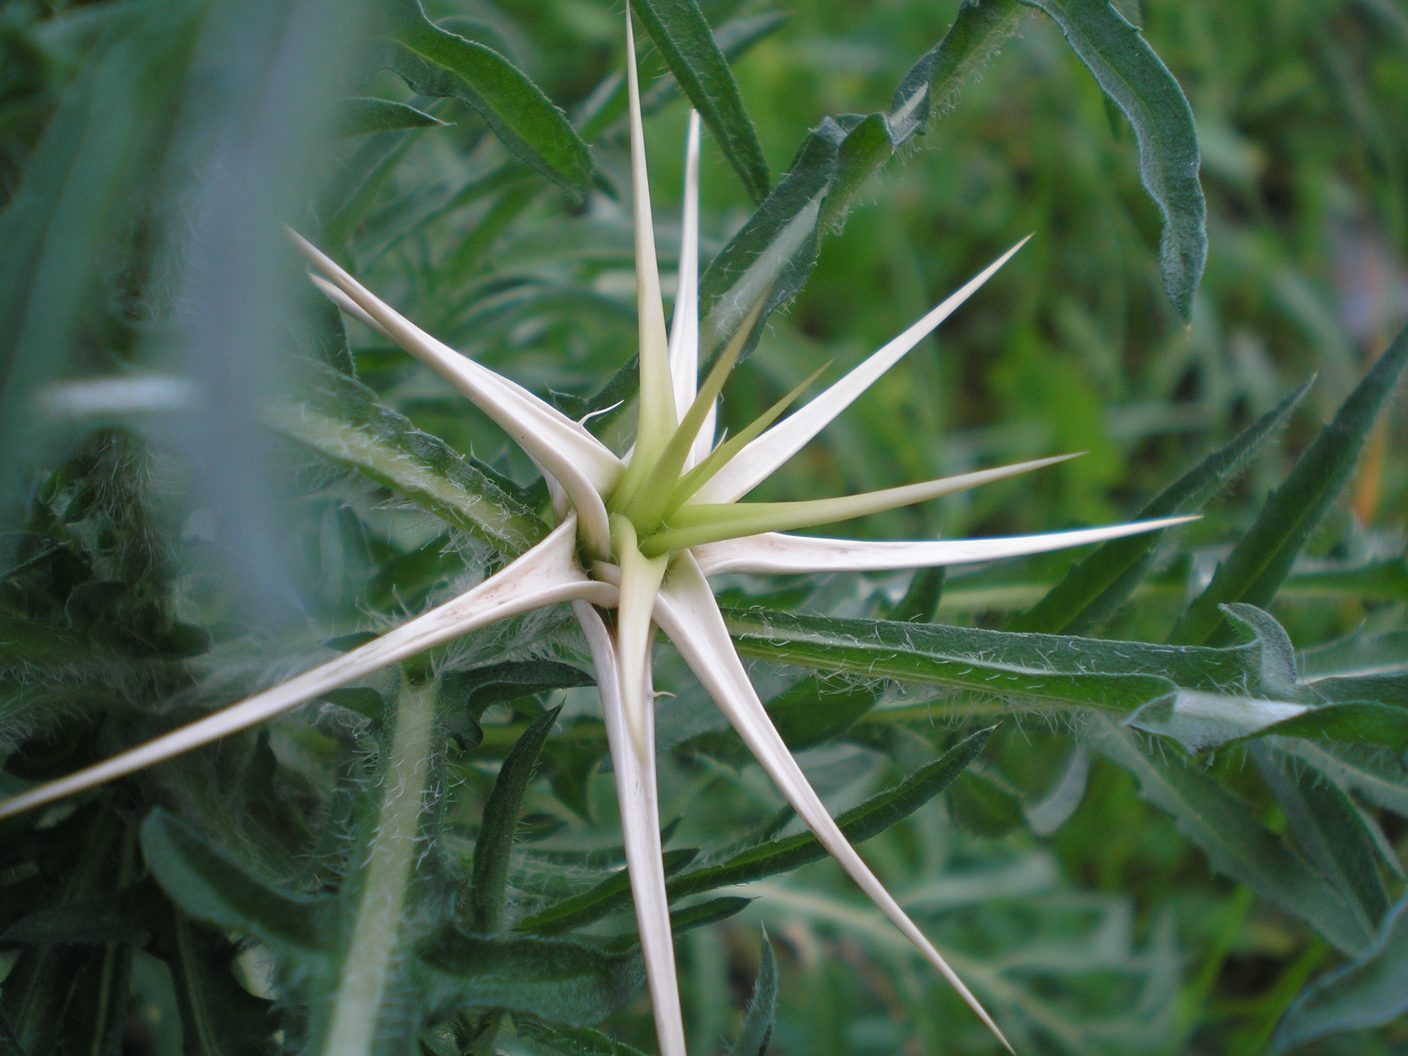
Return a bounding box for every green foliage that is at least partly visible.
[385,0,595,197]
[2,0,1406,1053]
[1018,0,1207,319]
[1273,896,1408,1053]
[1173,324,1408,644]
[631,0,771,202]
[728,934,778,1056]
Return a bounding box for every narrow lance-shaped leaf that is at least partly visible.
[1272,895,1408,1053]
[517,728,989,935]
[1253,745,1390,942]
[384,0,593,197]
[1086,715,1372,954]
[1173,324,1408,645]
[631,0,770,202]
[338,97,449,136]
[161,913,278,1056]
[669,727,993,902]
[471,707,563,933]
[417,930,643,1028]
[268,362,544,558]
[1019,0,1207,319]
[1013,379,1310,634]
[1271,739,1408,818]
[729,933,778,1056]
[139,810,331,962]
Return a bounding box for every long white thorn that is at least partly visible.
[624,6,677,459]
[668,111,708,466]
[690,516,1198,577]
[572,601,688,1056]
[311,273,391,339]
[0,522,614,822]
[654,555,1013,1053]
[290,230,620,557]
[694,237,1031,504]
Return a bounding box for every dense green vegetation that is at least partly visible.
[1,0,1405,1053]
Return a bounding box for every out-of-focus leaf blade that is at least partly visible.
[1273,739,1408,818]
[339,97,449,136]
[385,0,593,197]
[1014,380,1309,634]
[160,913,278,1056]
[139,810,331,962]
[1272,896,1408,1052]
[1173,326,1408,644]
[1254,746,1390,942]
[728,933,778,1056]
[631,0,769,202]
[516,1018,651,1055]
[0,6,201,513]
[1019,0,1206,318]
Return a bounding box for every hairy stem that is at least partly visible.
[321,677,439,1056]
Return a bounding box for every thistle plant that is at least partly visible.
[0,10,1195,1052]
[5,3,1407,1055]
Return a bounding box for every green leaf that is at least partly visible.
[445,661,594,716]
[1085,715,1371,954]
[587,0,1022,416]
[665,728,990,901]
[139,810,331,962]
[515,1018,651,1056]
[0,4,202,497]
[2,889,155,946]
[471,706,561,932]
[1173,325,1408,644]
[947,768,1026,837]
[385,0,594,198]
[269,362,544,557]
[1254,746,1390,943]
[1014,380,1310,634]
[417,930,642,1027]
[159,913,278,1056]
[729,933,778,1056]
[522,730,985,935]
[515,848,698,936]
[688,0,1025,363]
[1273,739,1408,818]
[631,0,769,202]
[1272,896,1408,1052]
[726,605,1176,715]
[1019,0,1207,318]
[339,97,449,136]
[727,603,1408,755]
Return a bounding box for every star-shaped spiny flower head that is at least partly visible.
[0,11,1193,1054]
